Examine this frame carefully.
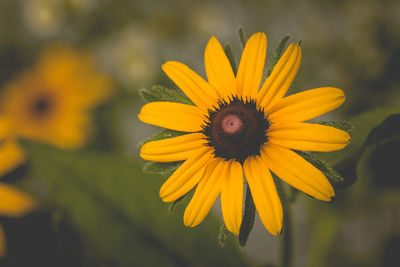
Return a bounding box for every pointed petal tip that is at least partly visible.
[270,230,279,236]
[224,221,240,236]
[320,196,333,202]
[161,61,168,69]
[159,185,171,202]
[318,189,335,202]
[183,209,195,227]
[159,189,175,203]
[161,61,179,71]
[265,223,281,236]
[231,227,240,236]
[159,187,166,199]
[138,151,145,160]
[248,32,267,48]
[328,188,335,200]
[270,217,283,236]
[160,195,174,203]
[137,110,144,121]
[208,35,218,43]
[251,32,267,40]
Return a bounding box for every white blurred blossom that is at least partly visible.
[23,0,64,37]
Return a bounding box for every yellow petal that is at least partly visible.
[184,158,224,227]
[140,133,206,162]
[205,36,236,99]
[268,122,350,152]
[236,33,267,98]
[160,146,213,202]
[268,87,346,122]
[138,102,204,132]
[0,225,5,257]
[221,160,243,235]
[257,44,302,110]
[0,140,25,177]
[262,143,334,201]
[162,61,218,111]
[243,156,283,235]
[0,117,12,141]
[0,183,36,216]
[47,111,91,149]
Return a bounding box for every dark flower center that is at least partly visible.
[202,95,270,163]
[31,94,52,117]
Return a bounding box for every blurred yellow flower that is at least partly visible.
[0,118,35,257]
[1,44,113,149]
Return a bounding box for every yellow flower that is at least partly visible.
[139,33,350,235]
[0,118,35,257]
[1,44,112,149]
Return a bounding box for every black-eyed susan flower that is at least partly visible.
[1,44,112,149]
[139,33,350,235]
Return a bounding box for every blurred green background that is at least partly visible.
[0,0,399,266]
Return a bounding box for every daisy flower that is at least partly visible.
[139,33,350,235]
[1,44,112,149]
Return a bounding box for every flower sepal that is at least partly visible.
[140,85,193,105]
[140,129,185,147]
[295,121,353,190]
[238,185,256,247]
[218,222,232,247]
[317,120,353,133]
[267,35,290,76]
[141,129,186,176]
[143,161,181,176]
[296,151,347,190]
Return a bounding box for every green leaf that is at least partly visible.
[317,120,353,133]
[21,142,254,267]
[362,113,400,149]
[140,85,193,105]
[357,113,400,188]
[224,43,238,75]
[239,184,256,247]
[267,36,290,76]
[315,106,400,166]
[296,151,345,189]
[314,106,400,190]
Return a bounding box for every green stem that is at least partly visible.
[279,200,292,267]
[274,177,293,267]
[307,209,339,267]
